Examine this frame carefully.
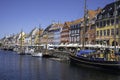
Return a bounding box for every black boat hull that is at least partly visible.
[69,54,120,70]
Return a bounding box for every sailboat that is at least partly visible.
[32,27,43,57]
[69,0,120,70]
[17,29,25,55]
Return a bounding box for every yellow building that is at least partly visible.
[96,1,120,46]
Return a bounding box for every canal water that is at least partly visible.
[0,50,120,80]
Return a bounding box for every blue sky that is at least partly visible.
[0,0,114,38]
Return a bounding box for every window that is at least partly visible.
[97,31,99,36]
[78,29,80,33]
[97,22,99,27]
[107,29,110,36]
[109,7,112,11]
[91,25,95,29]
[99,15,102,19]
[104,30,106,36]
[100,30,102,36]
[77,24,79,28]
[111,29,114,35]
[70,37,72,42]
[77,36,79,42]
[114,9,118,16]
[71,37,73,42]
[107,13,110,17]
[72,30,74,34]
[76,30,78,33]
[116,18,119,24]
[75,30,76,33]
[74,25,75,28]
[102,10,105,13]
[74,37,76,42]
[116,28,119,35]
[107,20,110,25]
[111,19,114,25]
[103,21,106,26]
[100,21,102,27]
[110,12,113,17]
[118,9,120,16]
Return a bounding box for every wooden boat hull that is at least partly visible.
[69,54,120,70]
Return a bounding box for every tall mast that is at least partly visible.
[114,0,117,53]
[31,32,32,46]
[82,0,87,49]
[39,24,41,45]
[21,29,23,47]
[20,29,23,54]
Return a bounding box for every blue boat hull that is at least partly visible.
[69,54,120,70]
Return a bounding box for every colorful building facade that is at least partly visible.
[69,18,83,44]
[84,9,101,44]
[61,22,71,44]
[96,1,120,46]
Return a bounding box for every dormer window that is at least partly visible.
[119,5,120,8]
[102,10,105,13]
[99,15,102,19]
[113,11,117,16]
[109,7,112,11]
[117,5,120,9]
[110,11,113,17]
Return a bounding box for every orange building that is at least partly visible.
[61,22,71,44]
[84,8,102,44]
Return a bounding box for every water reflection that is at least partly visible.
[0,50,120,80]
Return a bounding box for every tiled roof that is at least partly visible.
[68,9,101,28]
[63,21,71,28]
[66,22,72,26]
[70,18,84,25]
[49,23,64,30]
[97,1,120,19]
[87,8,102,20]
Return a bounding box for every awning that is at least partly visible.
[77,50,96,55]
